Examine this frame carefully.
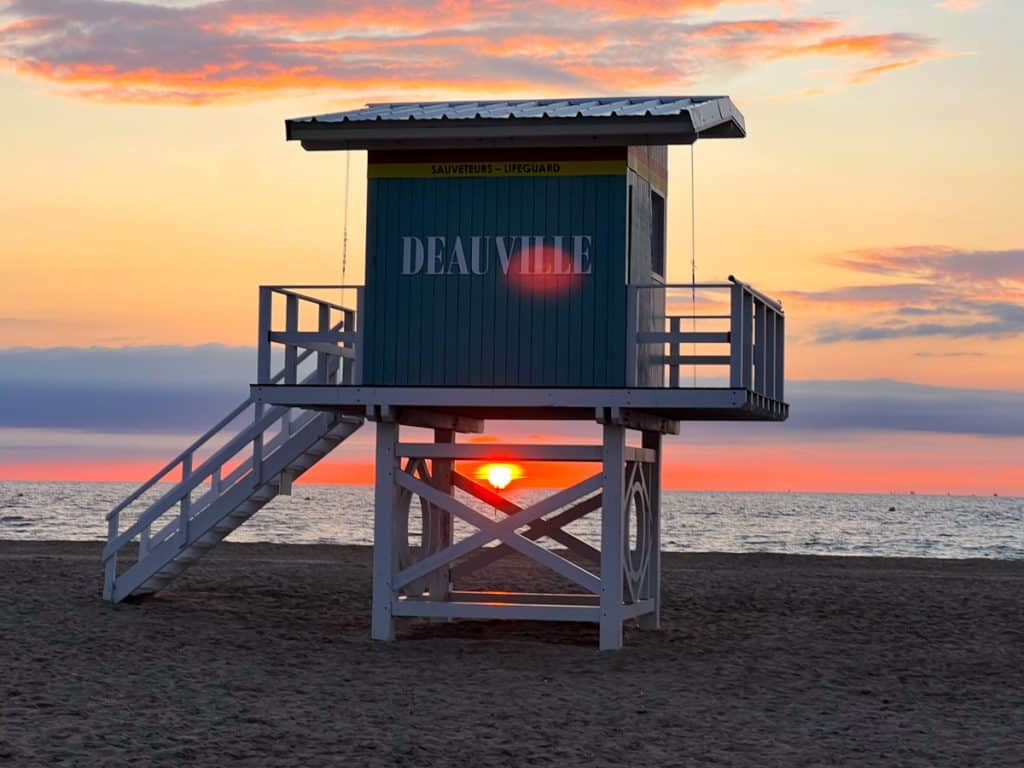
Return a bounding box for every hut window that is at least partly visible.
[651,190,666,278]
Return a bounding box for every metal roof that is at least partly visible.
[286,96,745,151]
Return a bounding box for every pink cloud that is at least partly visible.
[0,1,946,104]
[795,246,1024,343]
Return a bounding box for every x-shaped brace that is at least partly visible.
[392,470,603,594]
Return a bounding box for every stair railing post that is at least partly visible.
[254,287,272,486]
[103,513,118,601]
[179,453,192,545]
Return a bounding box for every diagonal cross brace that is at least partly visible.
[453,494,602,579]
[392,471,603,594]
[451,472,601,576]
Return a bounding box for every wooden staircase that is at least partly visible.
[103,317,363,602]
[104,409,361,602]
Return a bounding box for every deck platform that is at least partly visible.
[253,385,788,421]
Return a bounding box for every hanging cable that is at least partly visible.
[690,143,697,387]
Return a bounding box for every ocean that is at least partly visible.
[1,480,1021,560]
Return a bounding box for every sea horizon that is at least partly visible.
[5,479,1021,561]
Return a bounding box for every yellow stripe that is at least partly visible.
[369,160,627,179]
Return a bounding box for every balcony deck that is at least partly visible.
[253,384,786,422]
[252,278,788,424]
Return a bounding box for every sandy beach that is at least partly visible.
[2,541,1022,766]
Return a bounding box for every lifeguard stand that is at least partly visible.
[102,97,787,650]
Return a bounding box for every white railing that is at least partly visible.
[257,285,363,387]
[103,285,362,599]
[627,276,785,402]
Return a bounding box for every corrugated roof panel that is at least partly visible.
[285,96,745,149]
[292,96,727,123]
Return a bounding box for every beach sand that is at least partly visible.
[2,541,1022,766]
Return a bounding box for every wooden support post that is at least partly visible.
[179,453,192,546]
[372,419,399,641]
[428,428,454,603]
[639,430,662,631]
[600,422,625,651]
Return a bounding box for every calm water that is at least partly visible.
[0,480,1021,560]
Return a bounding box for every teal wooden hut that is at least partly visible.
[103,97,788,651]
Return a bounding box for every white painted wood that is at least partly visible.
[392,471,604,594]
[450,471,600,565]
[603,407,680,435]
[372,420,398,641]
[109,414,362,601]
[427,428,454,603]
[621,599,655,620]
[600,423,626,651]
[397,443,600,461]
[449,590,599,606]
[284,294,299,386]
[253,385,762,414]
[395,442,655,463]
[394,409,484,434]
[392,599,601,622]
[639,430,662,631]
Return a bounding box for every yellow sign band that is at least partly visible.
[369,160,628,179]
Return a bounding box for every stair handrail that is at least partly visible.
[105,337,332,524]
[102,399,301,559]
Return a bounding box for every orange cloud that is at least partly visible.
[0,0,946,104]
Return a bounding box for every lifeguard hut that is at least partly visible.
[102,97,787,650]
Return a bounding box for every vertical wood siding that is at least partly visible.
[363,171,630,387]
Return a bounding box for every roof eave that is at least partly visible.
[285,111,745,151]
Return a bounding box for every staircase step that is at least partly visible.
[109,408,365,602]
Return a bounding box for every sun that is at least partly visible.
[481,463,518,490]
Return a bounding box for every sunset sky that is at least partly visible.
[1,0,1021,494]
